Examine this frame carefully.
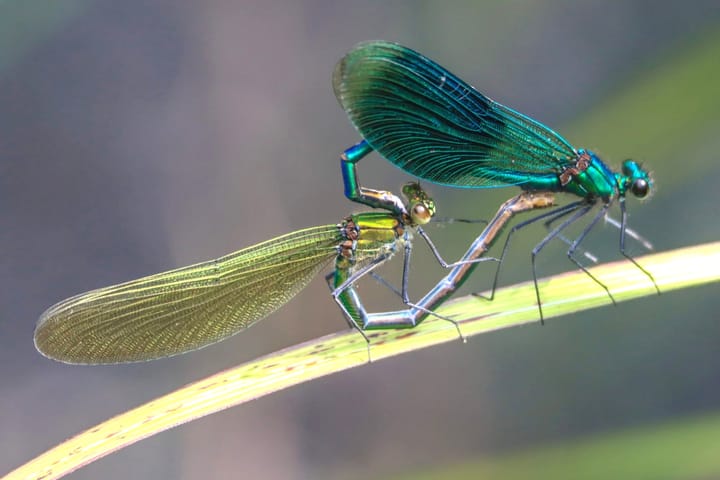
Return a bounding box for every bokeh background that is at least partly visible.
[2,1,719,479]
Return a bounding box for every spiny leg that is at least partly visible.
[357,223,502,306]
[374,238,465,337]
[604,213,654,251]
[416,226,500,268]
[561,202,618,307]
[530,202,596,323]
[367,225,502,299]
[618,197,661,294]
[543,209,600,263]
[545,200,655,259]
[368,271,402,298]
[398,237,465,339]
[359,223,504,302]
[549,233,599,263]
[404,298,466,341]
[541,202,616,301]
[543,198,659,296]
[483,200,588,303]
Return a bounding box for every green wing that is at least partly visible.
[334,41,577,188]
[35,225,340,364]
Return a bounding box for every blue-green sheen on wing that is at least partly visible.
[333,41,578,188]
[34,225,341,364]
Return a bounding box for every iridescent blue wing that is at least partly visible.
[333,41,578,188]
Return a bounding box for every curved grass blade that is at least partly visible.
[7,241,719,480]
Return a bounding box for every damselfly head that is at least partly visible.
[621,160,651,199]
[402,182,436,225]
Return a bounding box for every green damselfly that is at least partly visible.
[334,40,658,321]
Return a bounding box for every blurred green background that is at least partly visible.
[1,1,719,479]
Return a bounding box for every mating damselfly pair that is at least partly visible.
[34,41,656,365]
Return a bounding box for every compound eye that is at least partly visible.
[631,178,649,198]
[411,203,432,224]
